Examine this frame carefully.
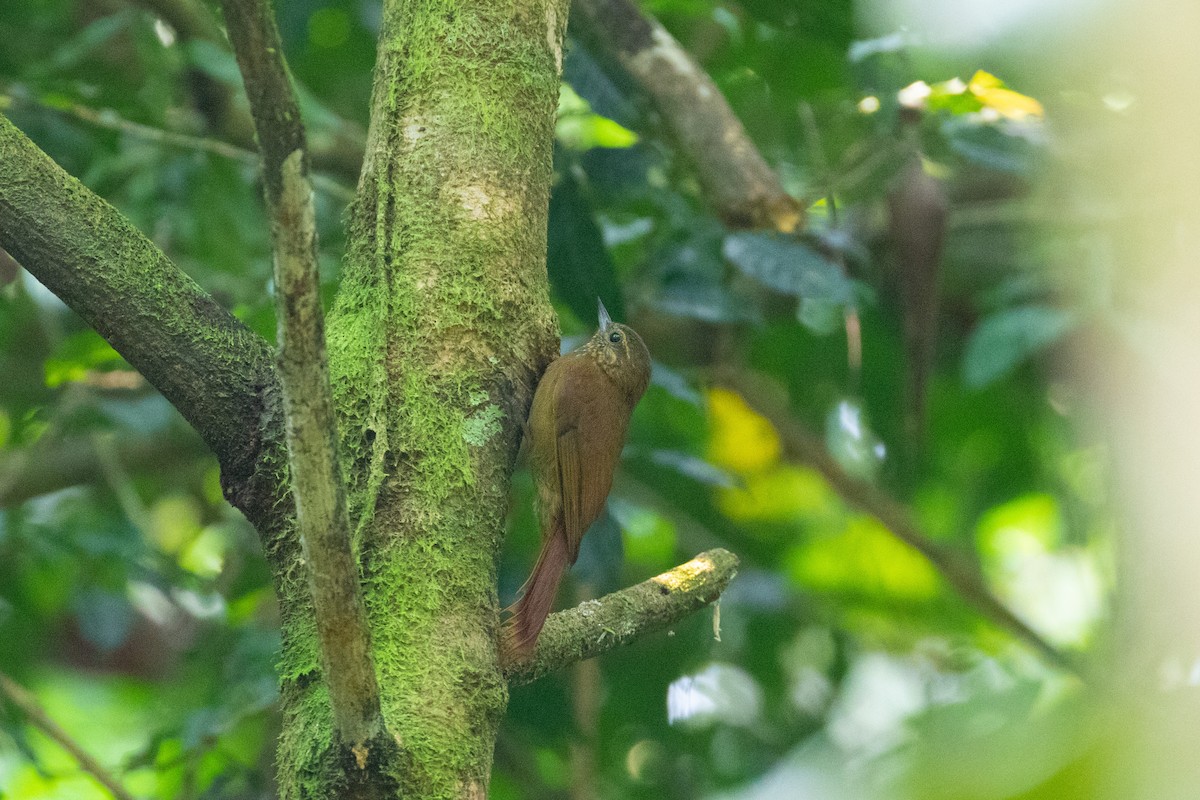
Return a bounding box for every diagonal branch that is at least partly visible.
[0,87,355,201]
[219,0,383,752]
[123,0,366,180]
[6,93,356,204]
[572,0,802,232]
[0,114,278,509]
[504,549,739,686]
[719,370,1083,676]
[0,672,137,800]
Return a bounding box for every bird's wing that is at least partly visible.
[556,425,584,562]
[553,360,624,564]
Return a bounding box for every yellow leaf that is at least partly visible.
[705,387,781,474]
[968,69,1004,90]
[969,70,1045,119]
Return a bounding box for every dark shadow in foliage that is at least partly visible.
[547,147,625,324]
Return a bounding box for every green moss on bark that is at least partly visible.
[0,115,277,500]
[275,1,569,798]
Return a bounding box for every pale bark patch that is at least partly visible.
[633,27,697,78]
[402,119,430,144]
[452,183,518,222]
[457,185,493,220]
[546,4,562,71]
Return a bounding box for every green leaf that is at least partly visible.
[785,516,940,601]
[45,11,133,74]
[184,39,245,86]
[44,330,126,388]
[556,85,638,151]
[797,296,842,335]
[71,588,134,652]
[645,449,739,489]
[563,41,638,128]
[723,232,853,303]
[848,32,909,63]
[649,361,702,406]
[824,397,885,480]
[962,306,1077,389]
[534,747,570,790]
[547,157,624,324]
[608,498,677,568]
[651,281,762,324]
[942,117,1041,175]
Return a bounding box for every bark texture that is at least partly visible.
[504,549,739,686]
[573,0,803,231]
[0,115,279,512]
[221,0,387,771]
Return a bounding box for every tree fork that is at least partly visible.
[284,1,570,797]
[0,115,281,517]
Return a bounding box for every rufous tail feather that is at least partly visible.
[501,524,569,665]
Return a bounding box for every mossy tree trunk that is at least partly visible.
[1,0,742,796]
[274,1,567,797]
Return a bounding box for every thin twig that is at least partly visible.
[569,583,600,800]
[799,101,862,389]
[93,433,156,536]
[718,369,1084,677]
[504,549,739,686]
[0,672,138,800]
[219,0,383,751]
[122,0,366,180]
[6,93,355,203]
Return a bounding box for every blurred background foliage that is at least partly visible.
[0,0,1125,798]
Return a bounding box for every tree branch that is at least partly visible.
[718,370,1083,676]
[123,0,366,181]
[7,94,355,204]
[219,0,383,752]
[504,549,739,686]
[0,430,205,509]
[0,672,138,800]
[571,0,802,232]
[0,114,278,506]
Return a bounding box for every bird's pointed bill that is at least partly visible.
[598,297,613,329]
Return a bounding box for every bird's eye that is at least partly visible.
[609,331,622,344]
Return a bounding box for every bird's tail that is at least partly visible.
[501,526,570,665]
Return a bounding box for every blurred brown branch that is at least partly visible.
[0,432,199,508]
[572,0,802,232]
[718,369,1084,677]
[123,0,366,180]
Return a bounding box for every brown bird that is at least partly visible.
[501,299,652,664]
